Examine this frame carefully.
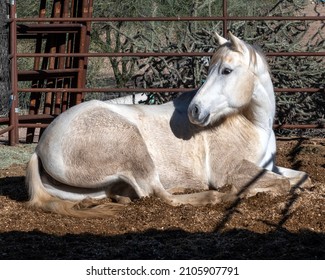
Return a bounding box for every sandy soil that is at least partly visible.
[0,138,324,259]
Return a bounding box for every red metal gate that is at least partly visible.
[0,0,324,145]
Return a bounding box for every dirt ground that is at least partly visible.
[0,137,324,260]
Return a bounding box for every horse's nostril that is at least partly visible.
[193,105,200,117]
[189,104,210,126]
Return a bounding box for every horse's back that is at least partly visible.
[36,100,157,188]
[38,98,210,190]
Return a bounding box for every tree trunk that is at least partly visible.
[0,0,10,117]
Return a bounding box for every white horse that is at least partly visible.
[26,32,310,217]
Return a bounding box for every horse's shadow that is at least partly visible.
[0,228,324,259]
[0,175,27,202]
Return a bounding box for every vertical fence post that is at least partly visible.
[74,0,89,105]
[26,0,47,143]
[9,0,19,146]
[82,0,93,95]
[223,0,228,37]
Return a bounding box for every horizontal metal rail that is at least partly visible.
[14,52,325,58]
[16,87,323,93]
[11,15,325,22]
[17,124,325,130]
[1,114,322,130]
[2,121,323,130]
[0,125,14,136]
[17,23,82,34]
[18,68,78,81]
[19,123,49,128]
[0,114,55,125]
[273,124,324,129]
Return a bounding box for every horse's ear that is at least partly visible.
[228,32,245,53]
[213,32,228,45]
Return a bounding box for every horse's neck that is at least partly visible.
[244,72,275,132]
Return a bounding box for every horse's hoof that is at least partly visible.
[111,195,132,205]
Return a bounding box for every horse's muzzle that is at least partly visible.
[188,104,210,126]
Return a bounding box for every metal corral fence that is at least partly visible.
[0,0,324,146]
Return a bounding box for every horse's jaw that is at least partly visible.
[188,100,239,127]
[209,106,240,126]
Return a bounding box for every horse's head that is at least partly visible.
[188,32,271,127]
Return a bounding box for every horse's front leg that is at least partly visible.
[154,186,230,207]
[273,166,311,189]
[224,159,293,198]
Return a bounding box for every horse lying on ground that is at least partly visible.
[26,32,310,217]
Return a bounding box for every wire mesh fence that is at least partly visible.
[1,0,324,144]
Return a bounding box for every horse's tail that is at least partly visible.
[26,153,124,218]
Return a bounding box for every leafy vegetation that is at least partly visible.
[2,0,324,136]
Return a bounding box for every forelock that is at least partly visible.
[209,44,232,70]
[209,41,269,73]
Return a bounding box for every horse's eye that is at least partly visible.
[222,68,232,75]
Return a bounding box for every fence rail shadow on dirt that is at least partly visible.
[0,175,323,259]
[1,228,324,259]
[0,153,323,260]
